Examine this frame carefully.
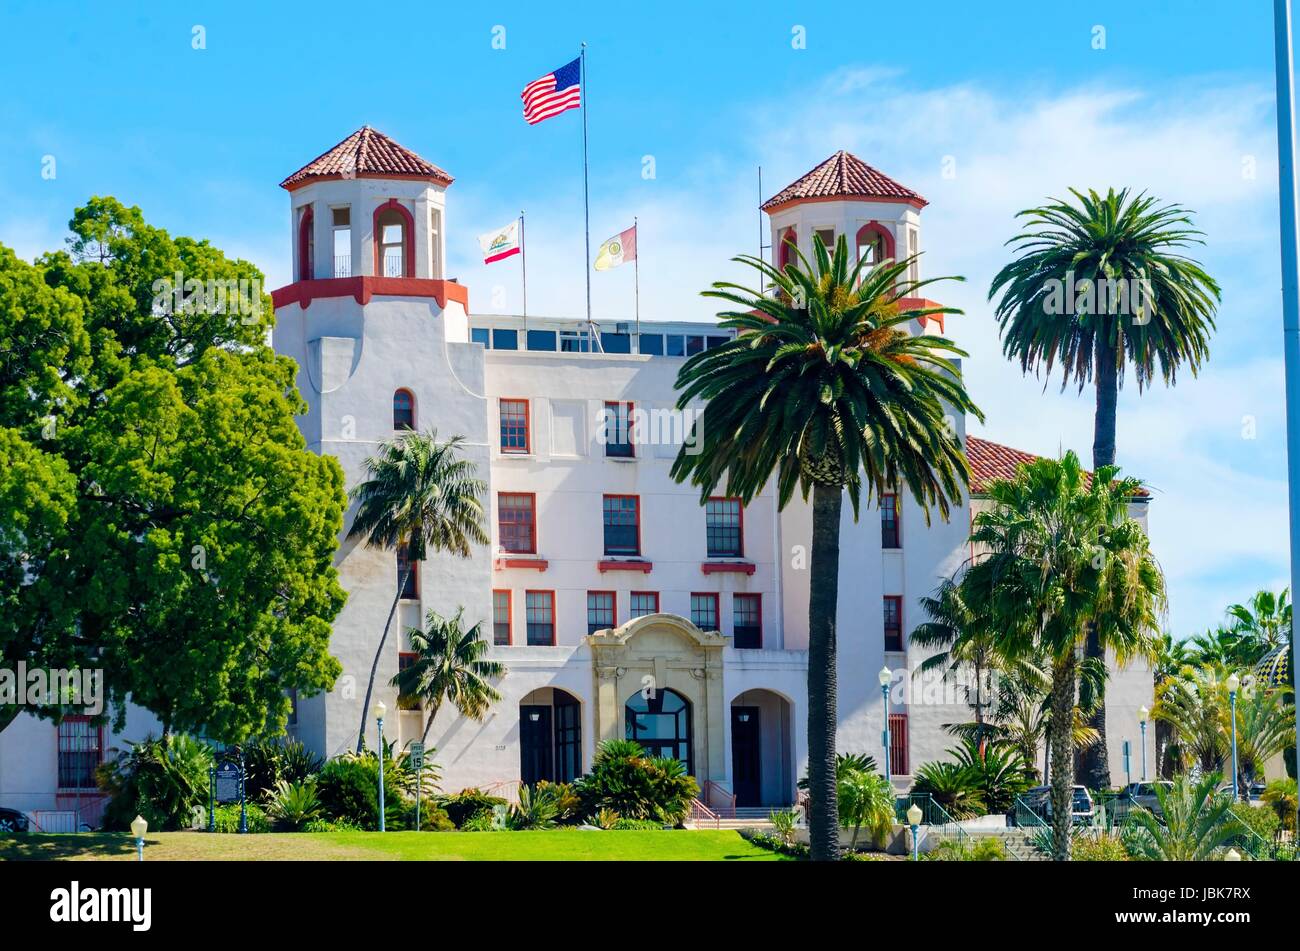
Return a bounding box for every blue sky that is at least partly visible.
[0,1,1291,636]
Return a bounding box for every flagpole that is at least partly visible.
[520,210,527,338]
[633,217,640,338]
[580,42,601,352]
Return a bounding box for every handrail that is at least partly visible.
[700,780,736,818]
[688,798,721,830]
[894,792,972,854]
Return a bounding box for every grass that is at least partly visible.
[0,829,790,862]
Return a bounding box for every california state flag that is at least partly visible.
[478,220,521,264]
[594,224,637,270]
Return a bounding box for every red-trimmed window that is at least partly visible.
[393,389,415,430]
[397,652,420,710]
[587,591,616,635]
[884,595,904,652]
[705,498,743,557]
[889,713,909,775]
[881,493,900,549]
[499,399,530,453]
[604,401,634,458]
[298,205,314,280]
[602,495,640,556]
[733,593,762,649]
[525,590,556,646]
[691,593,719,631]
[396,544,419,600]
[499,493,537,554]
[492,590,512,646]
[630,591,659,618]
[778,227,796,271]
[376,203,412,277]
[57,716,103,790]
[856,222,895,269]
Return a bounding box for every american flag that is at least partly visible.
[521,57,581,125]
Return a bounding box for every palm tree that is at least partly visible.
[1230,681,1294,795]
[672,234,982,860]
[1187,627,1251,668]
[1226,587,1291,664]
[912,576,1001,744]
[990,188,1219,790]
[964,452,1164,859]
[1126,772,1244,861]
[1154,663,1229,774]
[837,767,895,849]
[1152,632,1192,775]
[347,431,488,752]
[391,608,505,744]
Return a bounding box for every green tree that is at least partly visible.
[1125,772,1244,861]
[347,431,489,752]
[672,234,981,860]
[1226,587,1291,664]
[990,188,1219,790]
[964,452,1164,859]
[837,767,895,849]
[1152,632,1192,776]
[390,608,504,744]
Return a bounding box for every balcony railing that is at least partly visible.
[382,252,403,277]
[333,255,351,278]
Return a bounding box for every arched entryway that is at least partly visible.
[625,688,693,773]
[519,688,583,785]
[730,689,794,808]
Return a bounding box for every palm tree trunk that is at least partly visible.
[420,698,443,745]
[1048,648,1078,861]
[1082,336,1119,791]
[356,565,411,753]
[807,481,842,861]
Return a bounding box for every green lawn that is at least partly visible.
[0,829,788,861]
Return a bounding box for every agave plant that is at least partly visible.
[507,784,561,831]
[264,778,323,831]
[1125,772,1245,861]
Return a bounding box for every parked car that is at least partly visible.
[1019,785,1094,826]
[0,807,30,833]
[1123,781,1173,815]
[1217,781,1266,802]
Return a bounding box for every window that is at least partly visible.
[527,329,557,351]
[601,332,631,353]
[602,495,640,556]
[705,498,743,557]
[686,335,704,356]
[889,713,909,775]
[630,591,659,618]
[397,652,420,710]
[57,717,102,790]
[706,335,728,350]
[471,327,490,348]
[884,595,903,652]
[638,333,664,355]
[492,590,512,646]
[393,389,415,430]
[396,544,419,600]
[778,227,796,270]
[499,399,530,453]
[498,493,536,554]
[560,330,593,352]
[332,206,351,277]
[855,222,895,273]
[525,590,555,645]
[733,593,761,649]
[814,227,835,250]
[604,401,634,458]
[587,591,615,635]
[298,206,314,280]
[376,205,409,277]
[429,207,442,278]
[691,593,719,631]
[881,493,900,549]
[665,335,686,357]
[626,688,692,772]
[492,328,518,351]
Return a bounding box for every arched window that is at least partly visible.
[855,222,896,270]
[373,200,415,277]
[626,688,693,773]
[777,227,796,271]
[393,389,415,430]
[298,206,314,280]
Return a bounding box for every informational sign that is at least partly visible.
[409,742,425,770]
[214,760,242,804]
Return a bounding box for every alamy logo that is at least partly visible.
[1041,269,1155,324]
[151,271,263,323]
[50,881,151,932]
[0,662,103,715]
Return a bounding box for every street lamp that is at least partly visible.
[373,699,387,832]
[1138,705,1149,782]
[906,802,923,861]
[879,666,893,785]
[1225,847,1242,862]
[1226,672,1241,801]
[130,814,148,862]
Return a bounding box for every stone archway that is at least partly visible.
[586,613,727,784]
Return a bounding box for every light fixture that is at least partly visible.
[1226,672,1241,694]
[878,666,892,687]
[1224,848,1242,862]
[528,711,541,722]
[371,699,387,723]
[906,803,923,827]
[130,814,148,839]
[738,712,750,723]
[1138,705,1149,724]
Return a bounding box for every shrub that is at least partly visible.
[593,807,621,830]
[838,768,894,848]
[460,811,499,832]
[316,756,383,828]
[263,778,322,831]
[398,798,455,832]
[507,784,561,830]
[611,818,664,830]
[910,762,985,820]
[951,739,1034,814]
[574,739,699,826]
[535,780,580,824]
[212,803,270,833]
[769,809,799,846]
[302,818,361,833]
[240,738,323,798]
[925,837,1004,861]
[1262,779,1297,835]
[439,788,506,828]
[98,734,214,832]
[1073,832,1129,861]
[1229,800,1280,856]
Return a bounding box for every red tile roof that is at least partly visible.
[966,435,1150,497]
[280,126,453,190]
[761,150,926,211]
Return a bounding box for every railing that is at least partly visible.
[894,792,972,854]
[482,779,522,806]
[700,780,736,818]
[333,255,351,278]
[382,253,403,277]
[687,798,722,830]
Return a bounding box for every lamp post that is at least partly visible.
[1138,705,1149,782]
[130,814,148,862]
[879,666,893,786]
[906,802,923,861]
[373,699,387,832]
[1226,672,1241,801]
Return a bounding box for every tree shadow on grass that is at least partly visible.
[0,833,140,860]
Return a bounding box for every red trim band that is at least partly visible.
[271,277,470,311]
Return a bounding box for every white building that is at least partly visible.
[0,131,1154,826]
